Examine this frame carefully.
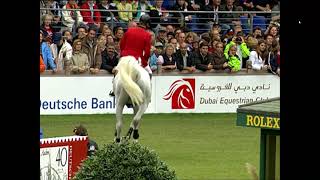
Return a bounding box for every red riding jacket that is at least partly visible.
[120,27,151,67]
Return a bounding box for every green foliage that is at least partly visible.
[73,141,177,180]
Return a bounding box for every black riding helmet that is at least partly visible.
[139,14,151,29]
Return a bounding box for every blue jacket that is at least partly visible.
[41,42,56,70]
[149,53,158,71]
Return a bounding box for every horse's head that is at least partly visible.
[163,79,195,109]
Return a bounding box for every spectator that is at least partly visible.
[175,42,195,73]
[189,0,204,11]
[102,27,113,38]
[117,0,133,28]
[212,42,229,71]
[98,0,118,26]
[41,14,55,38]
[133,0,153,20]
[174,28,182,39]
[51,15,65,32]
[70,39,90,74]
[73,25,88,43]
[46,0,62,17]
[177,32,186,50]
[191,35,200,53]
[147,29,156,46]
[97,35,107,52]
[270,0,280,21]
[81,26,102,74]
[80,0,102,27]
[62,0,83,32]
[185,32,196,50]
[99,24,110,34]
[155,26,167,47]
[40,0,48,21]
[101,43,119,74]
[211,22,222,34]
[50,32,73,71]
[253,0,272,19]
[193,41,214,72]
[203,0,222,31]
[209,28,221,41]
[149,42,164,72]
[171,0,197,30]
[233,25,243,36]
[63,30,73,44]
[114,41,121,54]
[167,32,175,41]
[161,0,176,9]
[220,0,240,30]
[114,27,124,43]
[253,26,262,39]
[166,25,175,34]
[169,37,178,52]
[224,34,250,68]
[40,30,57,72]
[246,36,258,51]
[239,0,254,11]
[40,55,46,73]
[265,23,279,39]
[73,125,99,157]
[106,34,115,45]
[265,34,274,51]
[224,44,241,72]
[208,36,221,53]
[267,39,280,76]
[248,39,268,71]
[148,0,171,28]
[158,44,177,71]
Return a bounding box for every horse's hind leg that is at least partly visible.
[131,103,148,141]
[126,106,139,139]
[115,104,124,143]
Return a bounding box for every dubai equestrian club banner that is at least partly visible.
[40,75,280,114]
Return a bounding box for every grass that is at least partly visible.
[40,113,260,180]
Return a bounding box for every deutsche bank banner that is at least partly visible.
[40,75,279,114]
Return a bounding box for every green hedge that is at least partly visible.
[73,141,177,180]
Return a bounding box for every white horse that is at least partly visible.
[113,56,151,143]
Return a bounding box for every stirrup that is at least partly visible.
[109,90,115,97]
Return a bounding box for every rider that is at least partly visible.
[109,14,153,97]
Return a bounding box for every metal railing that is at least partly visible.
[40,8,280,34]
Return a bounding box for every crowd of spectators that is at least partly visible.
[40,0,280,76]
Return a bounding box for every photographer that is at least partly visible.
[73,125,99,157]
[224,32,250,69]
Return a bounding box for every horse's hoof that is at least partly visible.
[133,139,138,143]
[133,129,139,140]
[114,137,120,143]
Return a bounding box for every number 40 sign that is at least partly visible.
[40,136,88,180]
[40,146,69,180]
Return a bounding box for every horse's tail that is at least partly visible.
[245,163,259,180]
[117,56,143,106]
